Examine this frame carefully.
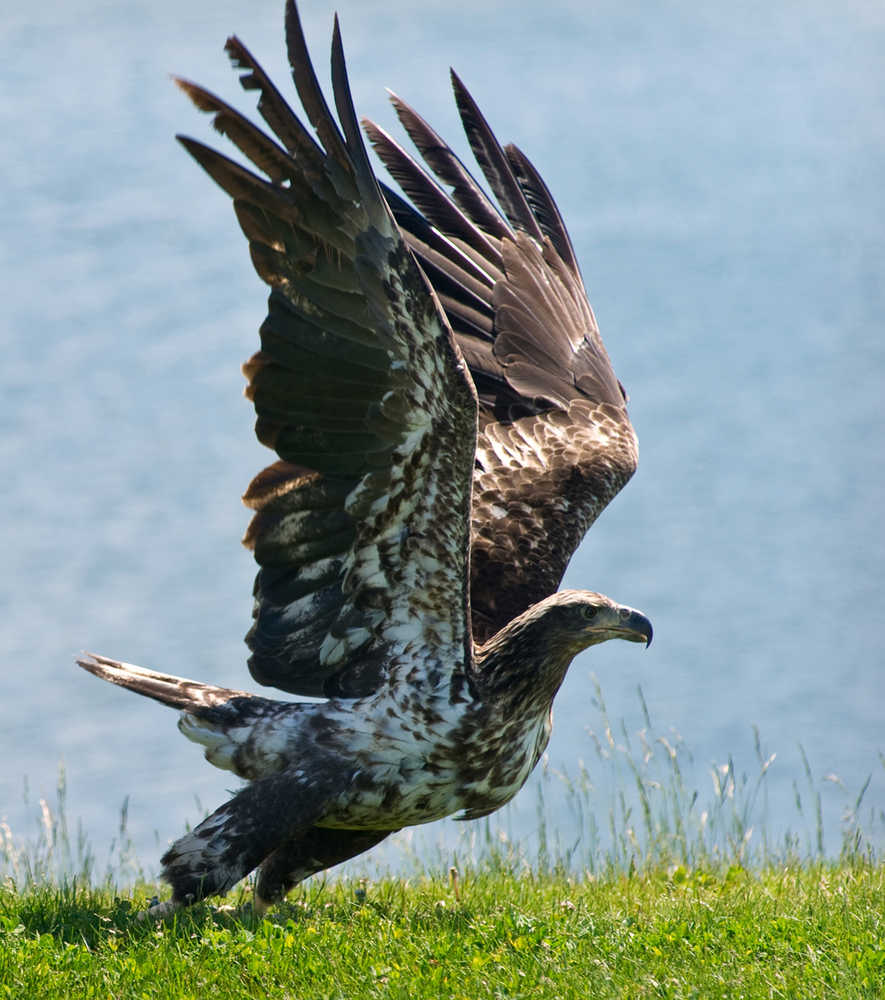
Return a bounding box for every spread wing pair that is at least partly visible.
[175,0,637,699]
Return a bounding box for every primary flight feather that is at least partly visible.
[78,0,651,917]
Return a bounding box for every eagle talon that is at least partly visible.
[136,898,182,923]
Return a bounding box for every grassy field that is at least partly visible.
[2,863,884,999]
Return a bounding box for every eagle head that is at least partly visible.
[541,589,653,653]
[474,589,652,707]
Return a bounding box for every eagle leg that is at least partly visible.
[160,764,347,905]
[254,826,397,911]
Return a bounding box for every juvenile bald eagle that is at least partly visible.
[79,0,652,917]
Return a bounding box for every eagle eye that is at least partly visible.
[581,605,598,621]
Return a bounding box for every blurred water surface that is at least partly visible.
[1,0,883,875]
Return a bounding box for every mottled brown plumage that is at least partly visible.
[77,1,651,917]
[363,97,638,642]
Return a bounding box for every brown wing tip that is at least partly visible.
[242,460,321,510]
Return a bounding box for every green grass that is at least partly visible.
[2,864,884,999]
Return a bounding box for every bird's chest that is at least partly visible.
[321,690,477,827]
[322,699,549,829]
[452,706,553,820]
[319,691,552,828]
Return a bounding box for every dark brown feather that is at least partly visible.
[504,143,581,276]
[224,35,324,162]
[363,119,504,266]
[449,70,546,245]
[388,92,511,241]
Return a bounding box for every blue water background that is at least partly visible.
[1,0,883,876]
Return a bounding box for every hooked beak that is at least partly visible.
[615,606,653,648]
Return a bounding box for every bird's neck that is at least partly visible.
[472,615,573,717]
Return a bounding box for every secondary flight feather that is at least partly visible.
[78,0,651,917]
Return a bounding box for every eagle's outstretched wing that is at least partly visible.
[176,2,477,697]
[364,86,638,642]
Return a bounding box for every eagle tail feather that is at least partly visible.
[76,653,251,712]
